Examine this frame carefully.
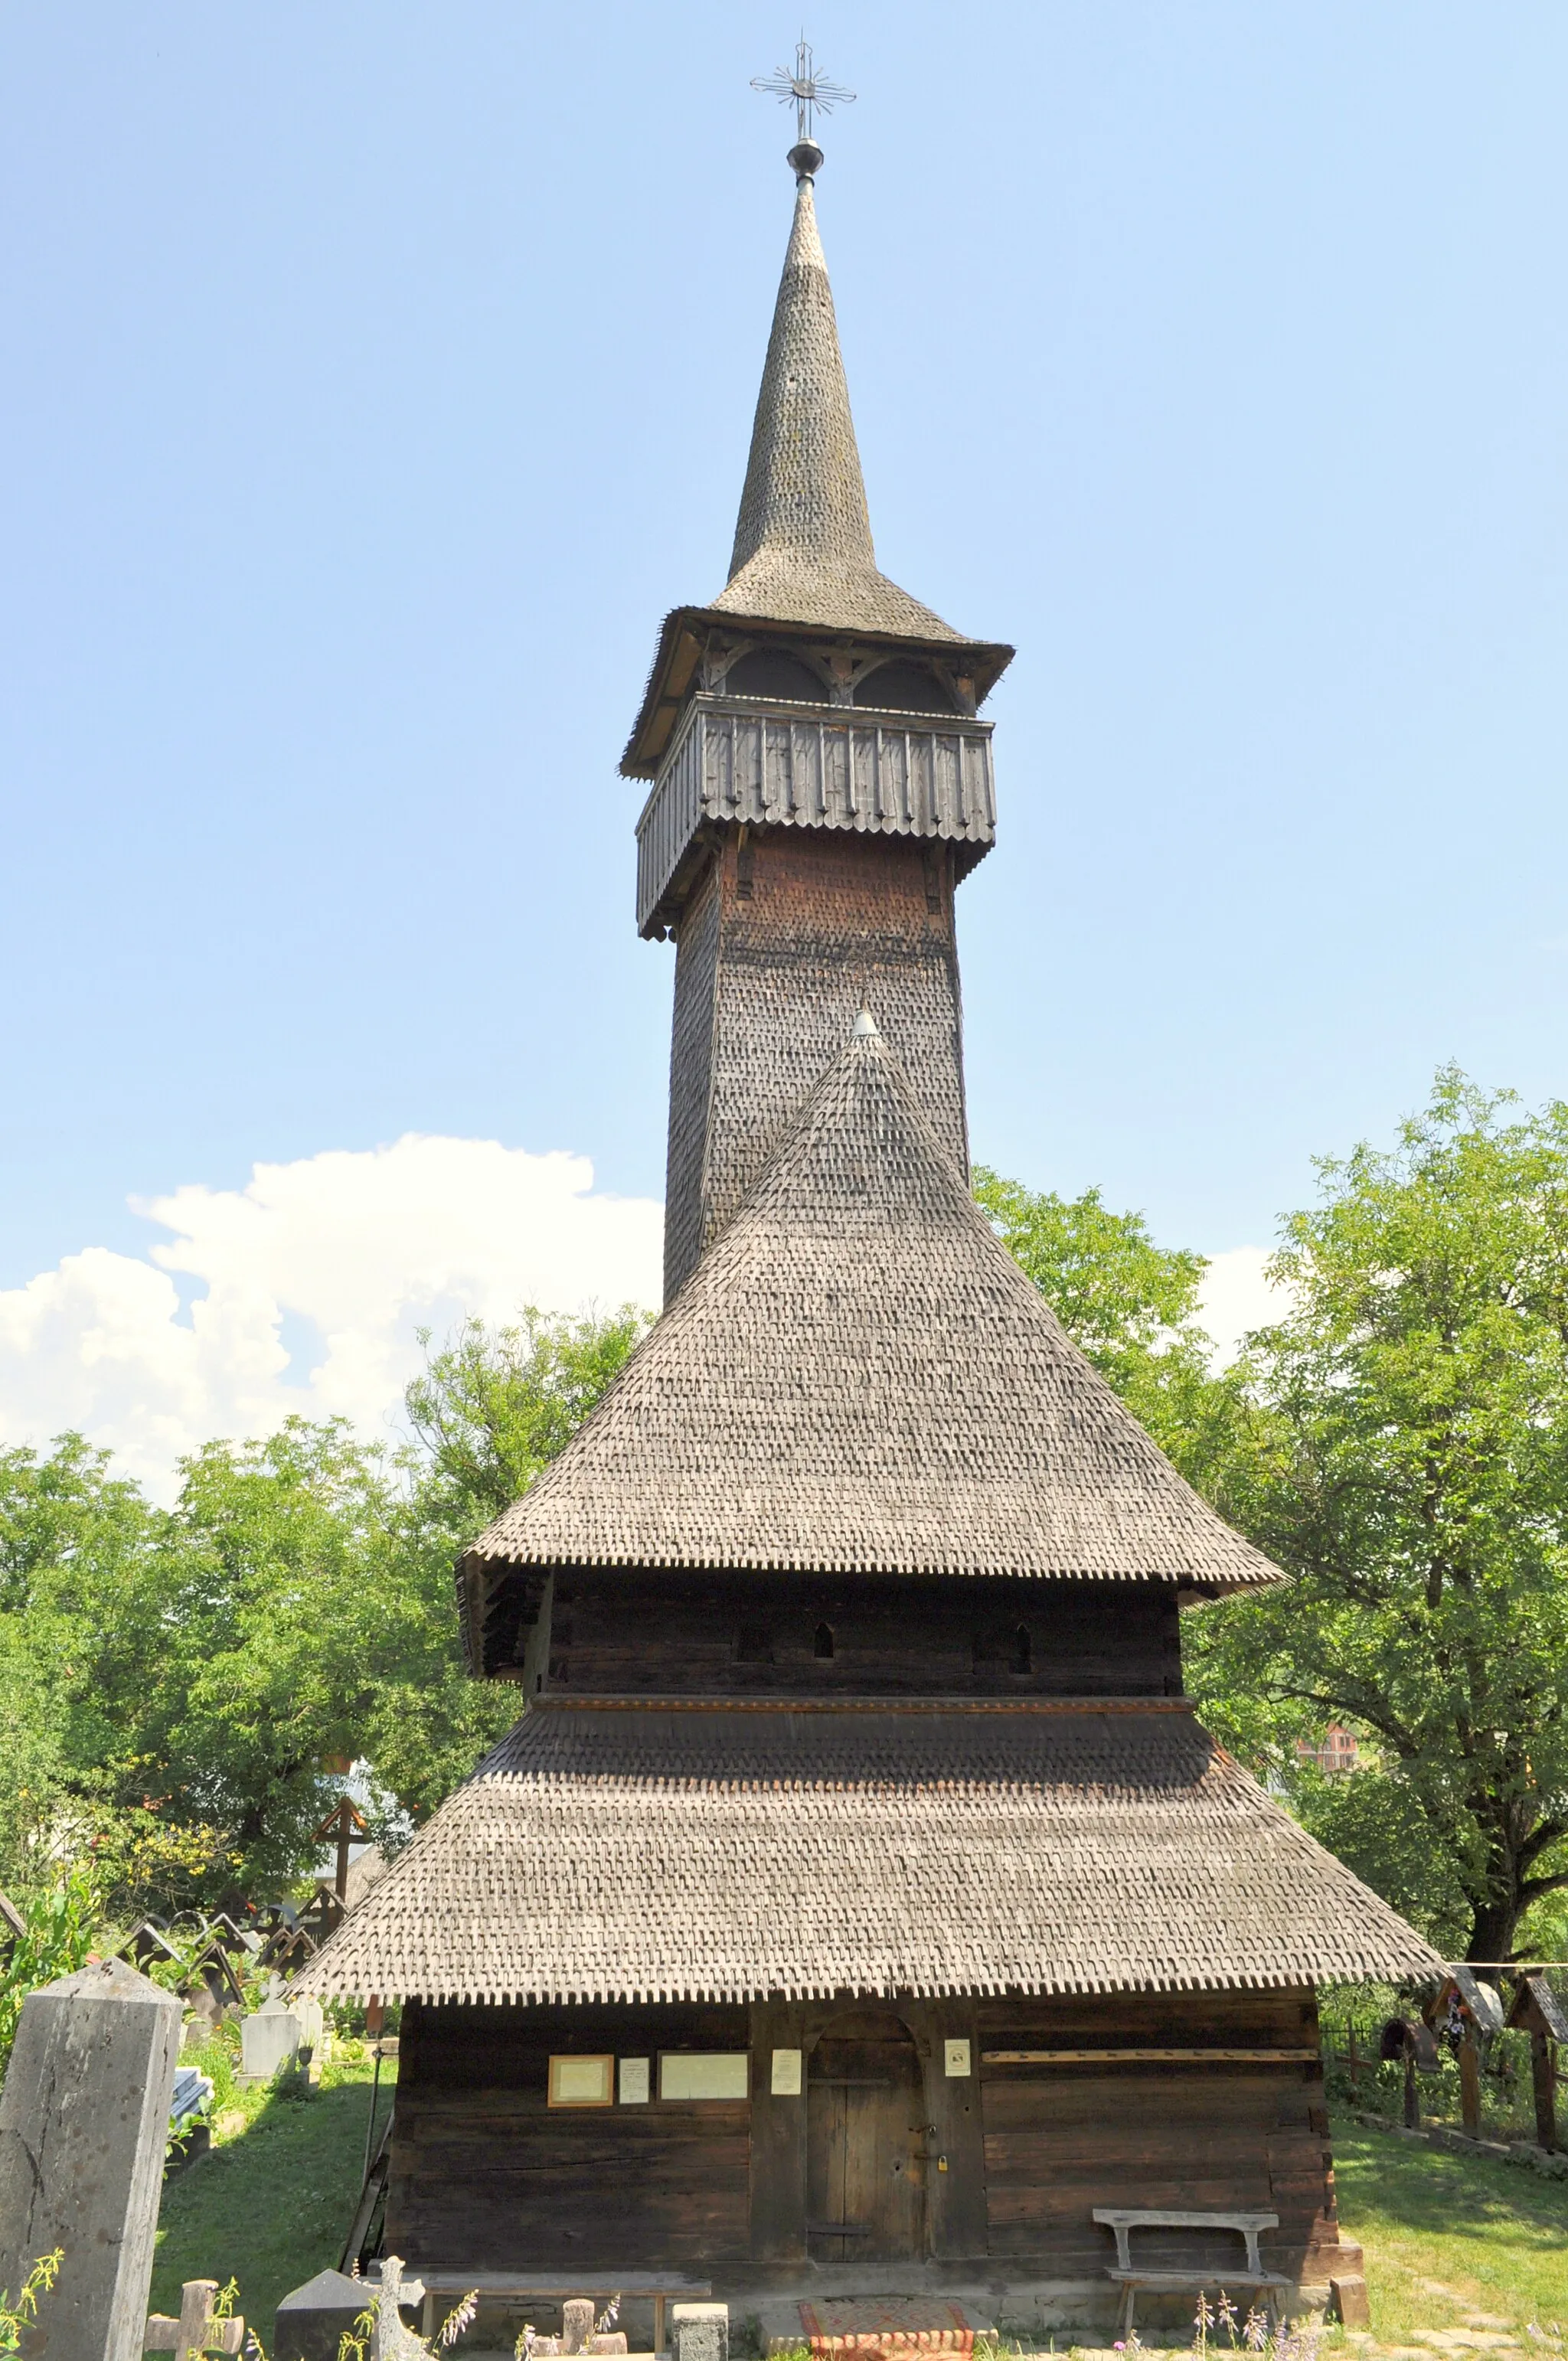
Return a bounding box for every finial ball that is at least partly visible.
[787,139,825,181]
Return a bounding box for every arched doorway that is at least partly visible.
[806,2010,928,2263]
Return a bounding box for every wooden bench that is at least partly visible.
[1092,2210,1291,2334]
[411,2271,712,2351]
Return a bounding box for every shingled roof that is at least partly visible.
[712,172,965,644]
[302,1700,1443,2005]
[460,1024,1282,1645]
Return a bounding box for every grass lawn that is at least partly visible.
[1332,2118,1568,2344]
[151,2050,393,2337]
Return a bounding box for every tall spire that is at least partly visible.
[725,167,874,586]
[619,84,1014,782]
[712,148,962,641]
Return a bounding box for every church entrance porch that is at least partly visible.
[807,2010,928,2265]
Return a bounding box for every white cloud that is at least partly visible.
[1197,1245,1287,1367]
[0,1136,663,1500]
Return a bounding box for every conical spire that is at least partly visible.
[726,174,875,583]
[712,162,962,641]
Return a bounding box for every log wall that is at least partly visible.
[387,2000,754,2271]
[547,1571,1183,1700]
[979,1988,1341,2281]
[387,1987,1345,2288]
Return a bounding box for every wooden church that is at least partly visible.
[310,111,1439,2333]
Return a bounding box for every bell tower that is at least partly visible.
[622,132,1013,1301]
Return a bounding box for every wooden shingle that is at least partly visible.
[305,1700,1443,2006]
[459,1023,1282,1663]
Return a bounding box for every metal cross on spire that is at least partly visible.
[750,38,855,146]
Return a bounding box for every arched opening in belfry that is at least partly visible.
[725,648,830,701]
[853,658,955,713]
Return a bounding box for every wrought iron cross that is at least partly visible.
[750,38,855,144]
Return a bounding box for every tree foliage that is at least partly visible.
[0,1308,644,1915]
[1184,1069,1568,1961]
[972,1164,1230,1469]
[405,1306,649,1534]
[0,1436,158,1882]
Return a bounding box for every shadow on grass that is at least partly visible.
[152,2069,386,2334]
[1331,2121,1568,2336]
[1334,2124,1568,2242]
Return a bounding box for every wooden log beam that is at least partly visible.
[981,2048,1319,2065]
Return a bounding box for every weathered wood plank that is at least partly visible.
[977,1990,1331,2275]
[549,1570,1181,1700]
[749,1997,808,2265]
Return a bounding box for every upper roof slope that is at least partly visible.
[463,1024,1282,1592]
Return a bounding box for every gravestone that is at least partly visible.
[364,2258,426,2359]
[240,1989,325,2083]
[671,2303,729,2361]
[273,2268,373,2361]
[0,1955,181,2359]
[240,1994,302,2081]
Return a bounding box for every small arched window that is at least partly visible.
[813,1621,835,1661]
[1011,1625,1032,1676]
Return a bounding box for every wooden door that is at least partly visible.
[807,2012,927,2263]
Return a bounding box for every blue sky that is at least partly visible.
[2,4,1565,1478]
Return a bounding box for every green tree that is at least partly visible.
[405,1306,649,1535]
[972,1165,1230,1471]
[0,1437,155,1893]
[126,1421,436,1892]
[0,1308,648,1914]
[0,1422,412,1901]
[1187,1069,1568,1963]
[56,1416,524,1896]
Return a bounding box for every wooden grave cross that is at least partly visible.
[145,2278,246,2359]
[312,1792,368,1921]
[1505,1974,1566,2153]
